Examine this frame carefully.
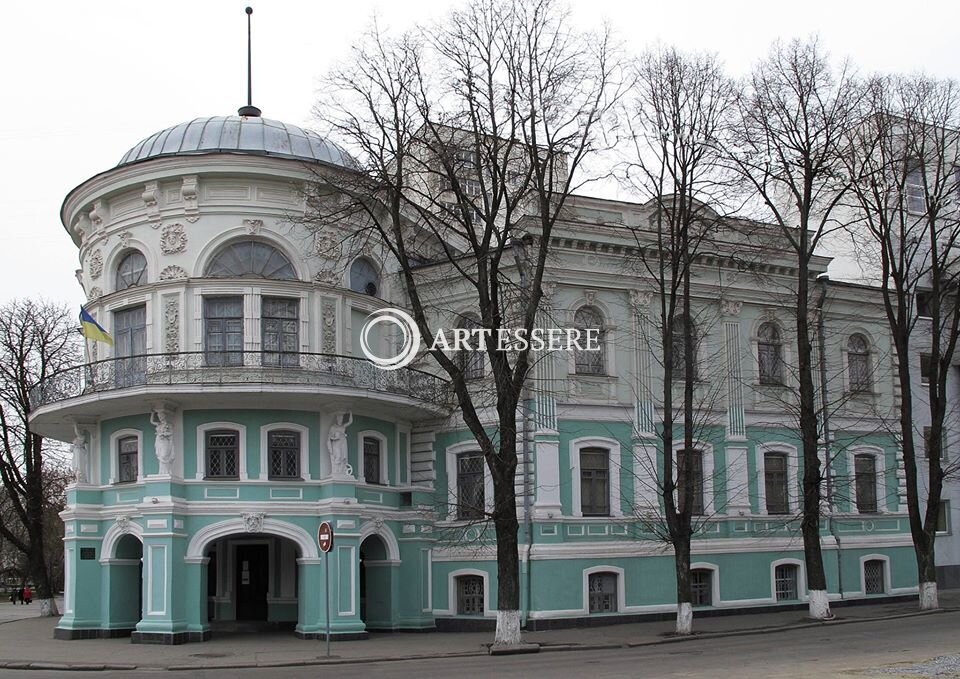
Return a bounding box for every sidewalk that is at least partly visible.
[0,593,954,672]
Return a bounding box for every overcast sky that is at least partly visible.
[2,0,958,308]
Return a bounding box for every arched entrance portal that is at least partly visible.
[359,535,393,630]
[104,534,142,633]
[204,533,301,628]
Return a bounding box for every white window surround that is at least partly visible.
[570,437,623,518]
[191,228,308,281]
[260,423,310,481]
[582,565,626,615]
[358,430,390,486]
[103,239,158,295]
[444,441,494,520]
[858,553,892,595]
[846,445,887,514]
[195,422,248,481]
[769,558,807,602]
[445,568,494,617]
[566,297,617,378]
[690,562,721,607]
[109,428,144,485]
[840,329,877,395]
[755,443,800,516]
[103,295,153,358]
[750,318,792,386]
[671,441,716,516]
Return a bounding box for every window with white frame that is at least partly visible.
[205,240,297,280]
[906,168,926,215]
[757,322,783,385]
[117,436,139,484]
[268,430,300,479]
[457,314,484,380]
[854,454,879,513]
[588,572,618,613]
[363,436,383,485]
[574,306,605,375]
[774,564,799,601]
[690,569,713,606]
[864,559,886,594]
[580,447,611,516]
[937,501,950,533]
[262,297,299,367]
[456,452,485,520]
[115,250,147,291]
[114,305,146,387]
[456,574,484,615]
[349,257,380,297]
[671,316,698,381]
[205,430,239,479]
[847,334,872,393]
[204,296,243,367]
[677,448,704,515]
[764,453,790,515]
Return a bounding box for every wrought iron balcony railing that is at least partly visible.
[31,351,449,409]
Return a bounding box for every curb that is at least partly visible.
[0,607,952,672]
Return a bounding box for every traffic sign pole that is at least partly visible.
[317,521,334,658]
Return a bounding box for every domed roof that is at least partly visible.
[117,116,355,169]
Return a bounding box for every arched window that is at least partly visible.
[774,564,799,601]
[757,322,783,385]
[350,257,380,296]
[456,575,484,615]
[671,317,697,381]
[588,572,618,613]
[205,241,296,280]
[574,306,605,375]
[457,314,484,379]
[115,251,147,291]
[848,334,871,393]
[864,559,886,594]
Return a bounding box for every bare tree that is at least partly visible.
[304,0,621,645]
[0,299,79,615]
[620,47,737,634]
[841,74,960,609]
[728,38,859,619]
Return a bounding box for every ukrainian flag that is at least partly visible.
[79,307,113,346]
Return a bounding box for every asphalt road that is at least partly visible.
[2,611,959,678]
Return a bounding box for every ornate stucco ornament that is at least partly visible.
[160,224,187,255]
[242,512,266,533]
[181,176,199,223]
[141,181,162,225]
[115,516,132,534]
[88,249,103,280]
[87,287,102,302]
[244,219,264,235]
[721,298,743,316]
[159,265,188,281]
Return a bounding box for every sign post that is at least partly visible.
[318,521,334,658]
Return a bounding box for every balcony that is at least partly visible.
[30,351,449,438]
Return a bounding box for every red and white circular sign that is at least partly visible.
[318,521,334,553]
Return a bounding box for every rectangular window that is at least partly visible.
[854,454,879,513]
[206,431,239,478]
[588,572,618,613]
[920,354,932,385]
[456,575,484,616]
[906,170,926,215]
[690,570,712,606]
[864,559,885,594]
[775,564,799,601]
[363,437,382,485]
[677,449,704,515]
[916,292,932,318]
[580,448,610,517]
[764,453,789,515]
[456,452,485,520]
[117,436,138,483]
[262,297,299,367]
[937,501,950,533]
[204,296,244,366]
[114,305,146,387]
[268,430,300,479]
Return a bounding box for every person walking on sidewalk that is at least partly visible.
[22,585,31,605]
[16,587,23,605]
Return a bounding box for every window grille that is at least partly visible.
[117,436,138,483]
[204,296,243,367]
[205,241,296,280]
[574,307,605,375]
[864,559,885,594]
[268,430,299,479]
[757,322,783,384]
[775,564,799,601]
[854,454,878,513]
[690,569,712,606]
[363,437,382,485]
[764,453,789,515]
[262,297,299,367]
[847,334,871,393]
[588,572,618,613]
[206,431,239,478]
[456,575,484,615]
[456,452,485,520]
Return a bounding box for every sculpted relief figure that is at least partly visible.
[151,407,176,475]
[71,425,89,484]
[328,411,353,479]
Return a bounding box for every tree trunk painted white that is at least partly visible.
[38,598,59,617]
[675,602,693,635]
[494,609,522,646]
[807,589,832,620]
[919,581,939,610]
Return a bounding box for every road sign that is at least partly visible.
[318,521,334,553]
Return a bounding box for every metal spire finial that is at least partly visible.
[238,6,262,117]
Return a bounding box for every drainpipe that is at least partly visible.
[511,236,535,628]
[816,273,843,599]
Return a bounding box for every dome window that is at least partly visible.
[115,251,147,291]
[205,241,297,280]
[350,257,380,297]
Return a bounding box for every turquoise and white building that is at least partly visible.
[32,108,919,644]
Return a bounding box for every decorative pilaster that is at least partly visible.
[722,299,745,440]
[533,281,558,432]
[631,289,656,437]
